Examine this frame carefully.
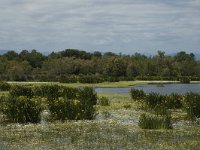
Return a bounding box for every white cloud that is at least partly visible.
[0,0,199,53]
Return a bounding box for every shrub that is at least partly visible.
[138,113,173,129]
[0,96,7,113]
[48,97,96,121]
[165,93,183,109]
[98,96,110,106]
[130,88,146,100]
[179,76,190,83]
[61,86,79,99]
[33,84,61,99]
[48,97,78,121]
[59,75,78,83]
[78,75,104,83]
[182,92,200,120]
[0,82,10,91]
[144,93,165,109]
[77,87,97,105]
[10,85,33,98]
[3,96,43,123]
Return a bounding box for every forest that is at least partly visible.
[0,49,199,82]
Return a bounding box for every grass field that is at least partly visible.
[7,80,180,88]
[0,91,200,149]
[1,81,200,149]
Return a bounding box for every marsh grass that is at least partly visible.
[1,83,200,149]
[139,113,173,129]
[0,121,200,150]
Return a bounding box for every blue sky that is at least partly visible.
[0,0,200,54]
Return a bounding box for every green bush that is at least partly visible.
[144,93,165,109]
[98,96,110,106]
[10,85,33,98]
[61,86,79,99]
[3,96,43,123]
[33,84,61,99]
[48,96,96,121]
[77,87,97,105]
[130,88,146,100]
[179,76,190,83]
[59,75,78,83]
[48,97,78,121]
[0,82,10,91]
[78,75,104,83]
[0,96,7,113]
[165,93,183,109]
[182,92,200,120]
[139,113,173,129]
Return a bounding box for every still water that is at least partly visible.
[95,84,200,95]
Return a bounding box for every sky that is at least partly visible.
[0,0,200,54]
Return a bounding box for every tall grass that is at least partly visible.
[139,113,173,129]
[182,92,200,120]
[130,88,146,100]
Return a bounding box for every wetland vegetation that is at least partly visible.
[1,49,200,149]
[0,82,200,149]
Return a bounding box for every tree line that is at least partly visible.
[0,49,200,82]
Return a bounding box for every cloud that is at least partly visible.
[0,0,199,54]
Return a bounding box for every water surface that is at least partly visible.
[95,84,200,95]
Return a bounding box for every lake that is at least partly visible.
[95,83,200,95]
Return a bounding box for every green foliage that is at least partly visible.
[59,75,78,83]
[0,81,10,91]
[179,76,191,83]
[98,96,110,106]
[130,88,146,100]
[61,86,79,99]
[1,50,199,82]
[77,87,97,105]
[139,113,173,129]
[10,85,33,98]
[48,97,78,120]
[165,93,183,109]
[33,84,60,99]
[48,87,97,121]
[3,96,43,123]
[78,75,104,83]
[182,92,200,120]
[144,93,165,109]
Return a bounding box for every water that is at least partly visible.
[95,84,200,95]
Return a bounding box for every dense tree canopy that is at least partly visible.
[0,49,200,82]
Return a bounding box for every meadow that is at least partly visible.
[0,81,200,150]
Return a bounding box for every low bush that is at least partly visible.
[182,92,200,120]
[139,113,173,129]
[144,93,165,109]
[3,96,43,123]
[61,86,79,99]
[165,93,183,109]
[0,82,10,91]
[130,88,146,100]
[10,85,33,98]
[33,84,61,99]
[48,97,78,120]
[98,96,110,106]
[59,75,78,83]
[179,76,190,83]
[77,87,97,105]
[78,75,104,83]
